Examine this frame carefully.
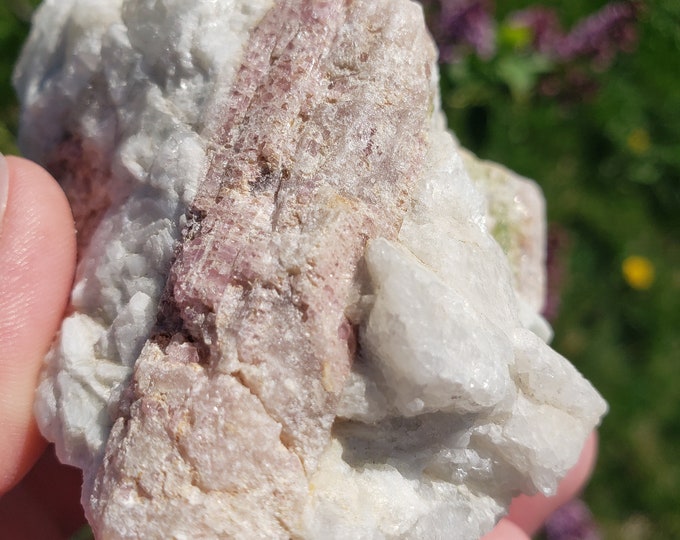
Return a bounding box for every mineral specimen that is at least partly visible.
[14,0,606,538]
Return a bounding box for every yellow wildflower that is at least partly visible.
[622,255,655,290]
[626,128,650,155]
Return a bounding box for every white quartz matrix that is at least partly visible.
[14,0,606,538]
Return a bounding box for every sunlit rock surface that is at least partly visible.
[15,0,606,538]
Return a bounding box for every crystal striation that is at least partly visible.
[15,0,606,538]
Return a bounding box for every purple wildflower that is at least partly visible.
[507,1,640,69]
[420,1,641,101]
[507,7,563,55]
[545,499,602,540]
[420,0,496,62]
[505,2,641,100]
[558,1,641,69]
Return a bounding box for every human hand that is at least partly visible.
[0,154,598,539]
[0,154,83,538]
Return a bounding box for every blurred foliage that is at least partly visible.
[0,0,37,154]
[434,1,680,538]
[1,1,679,539]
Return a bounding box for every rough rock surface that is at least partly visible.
[15,1,607,538]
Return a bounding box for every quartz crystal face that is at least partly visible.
[14,1,606,538]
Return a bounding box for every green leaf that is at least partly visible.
[495,54,553,101]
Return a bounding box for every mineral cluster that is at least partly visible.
[14,0,606,538]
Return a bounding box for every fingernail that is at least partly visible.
[0,153,8,235]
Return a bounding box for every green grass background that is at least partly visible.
[1,1,679,538]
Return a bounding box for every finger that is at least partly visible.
[506,431,599,537]
[0,155,76,494]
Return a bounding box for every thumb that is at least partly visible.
[0,154,76,493]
